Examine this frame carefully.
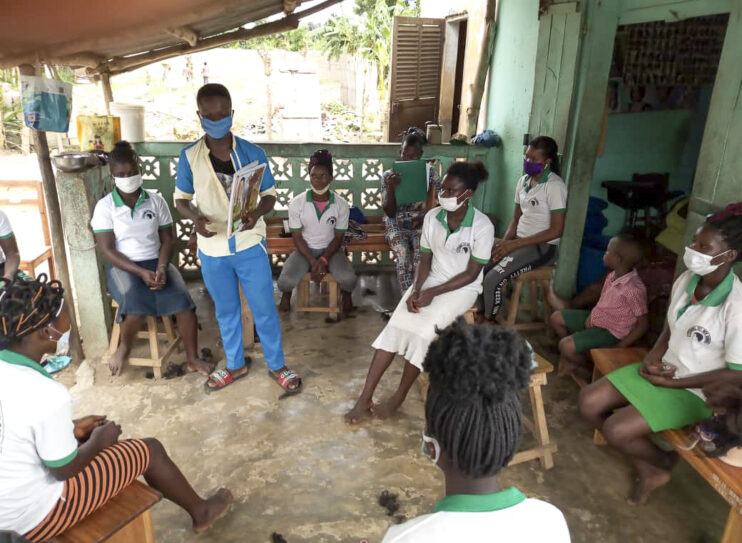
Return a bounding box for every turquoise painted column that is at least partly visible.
[56,167,111,358]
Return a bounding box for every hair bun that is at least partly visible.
[113,140,132,150]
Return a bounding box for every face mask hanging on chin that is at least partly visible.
[311,183,330,195]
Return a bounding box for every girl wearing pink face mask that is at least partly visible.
[579,203,742,506]
[480,136,567,321]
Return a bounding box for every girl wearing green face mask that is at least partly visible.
[579,203,742,506]
[0,275,234,541]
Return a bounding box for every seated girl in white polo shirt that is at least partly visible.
[579,203,742,505]
[346,162,494,423]
[0,208,20,283]
[481,136,567,320]
[277,149,357,315]
[0,275,233,541]
[381,320,570,543]
[91,141,212,376]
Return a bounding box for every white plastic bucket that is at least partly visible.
[109,102,145,142]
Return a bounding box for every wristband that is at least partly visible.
[320,256,328,266]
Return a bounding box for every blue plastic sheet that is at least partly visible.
[20,75,73,133]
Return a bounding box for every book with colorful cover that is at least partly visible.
[227,161,266,238]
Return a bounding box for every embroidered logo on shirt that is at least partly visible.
[143,210,155,220]
[326,216,337,227]
[687,325,711,344]
[529,198,540,207]
[455,242,471,254]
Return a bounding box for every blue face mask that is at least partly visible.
[200,115,232,139]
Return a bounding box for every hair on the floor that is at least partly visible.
[197,83,232,106]
[0,274,64,345]
[446,161,488,191]
[708,202,742,260]
[528,135,561,176]
[309,149,333,177]
[423,319,532,477]
[109,141,138,170]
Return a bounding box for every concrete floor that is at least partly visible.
[58,273,729,543]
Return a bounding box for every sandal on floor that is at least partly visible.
[204,364,249,394]
[268,368,303,396]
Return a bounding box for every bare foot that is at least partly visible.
[108,345,129,376]
[547,284,568,311]
[278,293,291,313]
[373,394,405,419]
[192,488,234,533]
[345,398,374,424]
[205,364,249,390]
[627,457,675,505]
[187,358,216,376]
[557,358,576,378]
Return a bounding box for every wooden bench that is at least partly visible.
[50,480,162,543]
[590,347,742,543]
[264,216,390,255]
[0,180,55,278]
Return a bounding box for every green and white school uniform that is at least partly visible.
[381,487,570,543]
[287,190,350,248]
[0,208,14,272]
[513,167,567,245]
[607,270,742,432]
[372,205,494,369]
[0,350,78,535]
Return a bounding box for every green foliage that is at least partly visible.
[1,98,23,151]
[353,0,419,16]
[231,23,322,52]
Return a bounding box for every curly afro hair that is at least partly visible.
[423,319,532,478]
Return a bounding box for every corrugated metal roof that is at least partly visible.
[0,0,333,74]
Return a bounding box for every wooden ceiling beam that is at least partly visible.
[167,25,200,47]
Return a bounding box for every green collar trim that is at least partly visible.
[436,205,474,239]
[0,349,51,379]
[112,188,150,217]
[524,165,551,193]
[306,189,335,220]
[434,487,526,513]
[678,270,735,319]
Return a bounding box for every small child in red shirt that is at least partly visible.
[548,233,648,380]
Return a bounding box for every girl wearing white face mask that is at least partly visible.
[276,149,357,316]
[579,203,742,506]
[381,321,570,543]
[90,141,213,378]
[346,162,495,424]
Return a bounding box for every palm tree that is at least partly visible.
[320,0,418,138]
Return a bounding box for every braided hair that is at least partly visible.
[423,319,531,477]
[309,149,333,177]
[708,202,742,260]
[0,274,64,346]
[400,126,427,156]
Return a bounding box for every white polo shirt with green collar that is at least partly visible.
[664,270,742,399]
[90,188,173,262]
[0,350,79,534]
[287,190,349,250]
[514,167,567,245]
[420,205,495,294]
[381,487,570,543]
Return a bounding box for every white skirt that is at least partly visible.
[372,284,478,370]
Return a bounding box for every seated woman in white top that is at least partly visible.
[346,161,494,423]
[91,141,212,376]
[579,203,742,505]
[381,320,570,543]
[0,208,20,283]
[277,149,357,315]
[481,136,567,320]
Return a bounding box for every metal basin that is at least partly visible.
[51,152,100,173]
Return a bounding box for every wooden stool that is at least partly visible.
[49,481,162,543]
[295,273,340,321]
[106,300,182,379]
[499,266,555,331]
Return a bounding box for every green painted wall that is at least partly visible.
[591,87,712,235]
[484,0,539,235]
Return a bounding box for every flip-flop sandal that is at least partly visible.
[204,358,252,394]
[268,368,303,398]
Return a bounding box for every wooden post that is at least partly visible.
[100,73,114,114]
[464,0,498,137]
[17,64,84,362]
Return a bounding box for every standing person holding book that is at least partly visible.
[174,84,302,395]
[382,127,440,294]
[277,149,356,315]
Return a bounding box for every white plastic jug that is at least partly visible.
[109,102,145,142]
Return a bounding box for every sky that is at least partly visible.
[254,0,357,26]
